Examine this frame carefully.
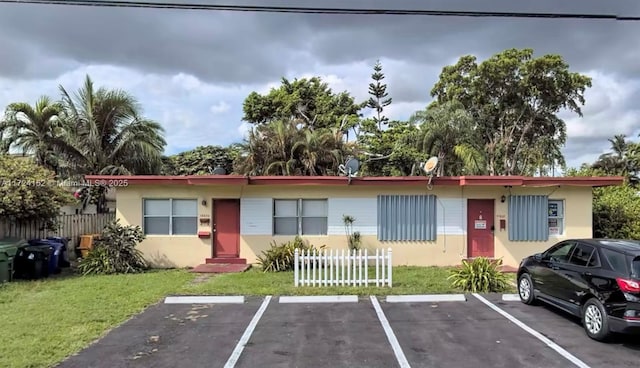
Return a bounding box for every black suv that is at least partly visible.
[516,239,640,341]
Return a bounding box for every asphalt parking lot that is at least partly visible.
[55,294,640,368]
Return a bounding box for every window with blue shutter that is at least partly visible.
[377,195,437,241]
[508,195,549,241]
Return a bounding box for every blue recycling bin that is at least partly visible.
[46,237,71,268]
[28,239,63,275]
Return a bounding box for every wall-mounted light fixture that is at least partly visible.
[201,199,207,206]
[501,195,506,203]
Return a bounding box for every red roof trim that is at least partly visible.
[84,175,624,187]
[85,175,248,186]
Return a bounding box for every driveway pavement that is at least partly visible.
[55,294,640,368]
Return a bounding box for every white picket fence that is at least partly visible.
[294,248,393,287]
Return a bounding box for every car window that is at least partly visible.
[568,243,599,267]
[602,248,629,275]
[546,242,575,263]
[633,257,640,278]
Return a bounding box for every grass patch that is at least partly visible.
[0,269,195,368]
[182,266,516,296]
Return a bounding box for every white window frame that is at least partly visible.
[142,198,198,235]
[548,199,565,236]
[273,198,328,236]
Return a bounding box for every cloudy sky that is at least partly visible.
[1,0,639,170]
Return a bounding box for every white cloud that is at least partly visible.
[237,122,252,139]
[563,71,640,140]
[559,71,640,168]
[210,101,230,114]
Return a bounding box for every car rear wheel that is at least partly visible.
[518,273,536,305]
[582,298,611,341]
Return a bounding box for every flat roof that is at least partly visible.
[84,175,624,187]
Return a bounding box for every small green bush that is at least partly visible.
[77,219,148,275]
[343,214,362,250]
[348,232,361,250]
[257,236,325,272]
[447,257,511,292]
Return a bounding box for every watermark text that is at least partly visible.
[0,179,129,187]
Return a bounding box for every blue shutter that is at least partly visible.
[377,195,437,241]
[508,195,549,241]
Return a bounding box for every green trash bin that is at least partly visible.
[0,237,27,283]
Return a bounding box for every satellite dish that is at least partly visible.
[345,158,360,175]
[338,158,360,177]
[338,157,360,184]
[211,166,226,175]
[423,156,438,175]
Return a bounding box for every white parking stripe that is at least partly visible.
[471,293,591,368]
[279,295,358,303]
[370,296,411,368]
[164,296,244,304]
[386,294,466,303]
[223,296,272,368]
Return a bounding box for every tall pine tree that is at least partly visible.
[366,60,393,129]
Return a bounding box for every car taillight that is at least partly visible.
[616,278,640,293]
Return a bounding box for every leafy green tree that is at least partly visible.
[0,96,64,173]
[242,77,363,131]
[359,121,422,176]
[565,165,640,238]
[366,60,393,129]
[162,145,239,175]
[592,185,640,239]
[430,48,591,175]
[0,154,73,229]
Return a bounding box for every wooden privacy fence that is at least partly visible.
[0,213,115,243]
[294,248,393,287]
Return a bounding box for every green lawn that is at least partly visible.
[0,270,195,368]
[182,266,516,296]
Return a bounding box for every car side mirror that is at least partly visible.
[534,253,544,261]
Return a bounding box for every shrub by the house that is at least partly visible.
[447,257,511,292]
[257,236,325,272]
[77,219,148,275]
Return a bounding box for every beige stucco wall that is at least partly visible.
[115,183,593,268]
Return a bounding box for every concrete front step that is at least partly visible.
[191,263,251,273]
[205,257,247,264]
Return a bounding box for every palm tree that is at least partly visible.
[404,101,485,176]
[53,75,166,177]
[51,75,166,212]
[293,126,351,175]
[234,119,354,176]
[0,96,63,172]
[609,134,627,159]
[593,134,631,177]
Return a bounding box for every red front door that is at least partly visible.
[467,199,495,258]
[213,199,240,258]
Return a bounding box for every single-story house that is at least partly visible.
[85,175,623,269]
